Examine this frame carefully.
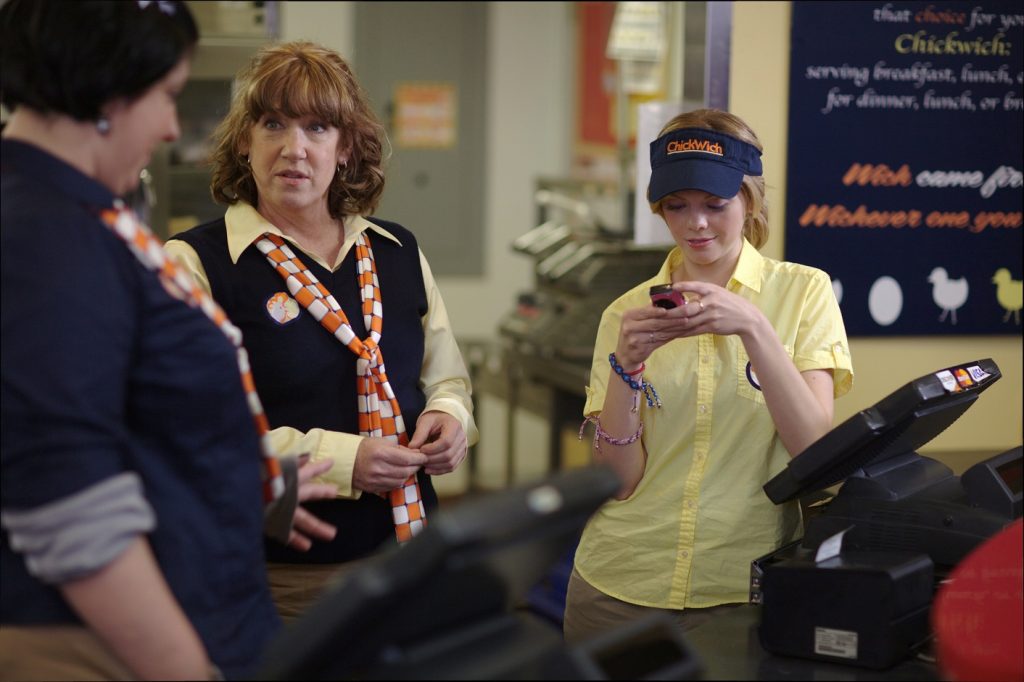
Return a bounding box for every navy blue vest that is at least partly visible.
[171,216,437,563]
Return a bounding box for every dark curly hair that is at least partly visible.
[0,0,198,123]
[209,41,387,219]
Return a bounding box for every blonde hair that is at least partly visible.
[649,108,769,249]
[209,41,387,218]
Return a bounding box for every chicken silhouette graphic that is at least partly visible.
[992,268,1022,325]
[927,267,969,325]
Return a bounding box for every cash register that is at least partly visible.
[258,466,703,680]
[753,358,1022,669]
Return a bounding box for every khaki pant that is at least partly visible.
[562,567,742,644]
[0,625,134,682]
[266,560,365,625]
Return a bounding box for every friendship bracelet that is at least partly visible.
[609,353,662,408]
[578,415,644,452]
[624,363,645,376]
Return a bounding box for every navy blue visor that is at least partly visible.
[647,127,763,202]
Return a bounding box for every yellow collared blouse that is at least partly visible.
[576,239,853,609]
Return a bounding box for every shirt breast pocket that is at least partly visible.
[736,345,794,405]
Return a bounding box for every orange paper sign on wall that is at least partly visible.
[394,82,457,149]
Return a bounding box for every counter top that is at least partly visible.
[685,604,940,681]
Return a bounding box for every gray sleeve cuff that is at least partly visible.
[263,456,299,545]
[1,472,155,584]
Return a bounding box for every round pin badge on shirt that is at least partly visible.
[746,361,762,391]
[266,292,301,325]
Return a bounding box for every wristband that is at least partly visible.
[579,415,644,452]
[609,353,661,408]
[624,363,645,376]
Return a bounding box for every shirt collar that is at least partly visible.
[1,138,116,210]
[729,238,764,293]
[224,202,404,269]
[652,247,683,287]
[653,237,764,293]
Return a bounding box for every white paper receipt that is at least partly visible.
[815,526,852,563]
[814,626,858,659]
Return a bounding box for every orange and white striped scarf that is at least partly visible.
[98,200,285,503]
[255,231,426,543]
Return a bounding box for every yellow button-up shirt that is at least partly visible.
[164,203,478,498]
[576,239,853,608]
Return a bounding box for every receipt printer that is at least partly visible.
[758,550,933,669]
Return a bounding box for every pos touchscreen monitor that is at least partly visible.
[764,358,1001,505]
[763,358,1019,569]
[258,465,624,680]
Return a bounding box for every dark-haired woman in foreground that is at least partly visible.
[1,2,336,678]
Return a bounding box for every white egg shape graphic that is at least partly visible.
[868,276,903,326]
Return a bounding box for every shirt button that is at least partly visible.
[687,500,696,509]
[701,355,709,364]
[698,404,707,414]
[833,343,843,353]
[680,550,689,558]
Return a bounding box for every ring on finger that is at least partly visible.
[698,299,705,312]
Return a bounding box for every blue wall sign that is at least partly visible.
[785,1,1023,335]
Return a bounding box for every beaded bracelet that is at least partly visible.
[578,415,644,452]
[609,353,661,408]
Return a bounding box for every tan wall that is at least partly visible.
[730,1,1022,459]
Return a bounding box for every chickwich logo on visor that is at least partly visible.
[647,128,763,203]
[666,138,724,156]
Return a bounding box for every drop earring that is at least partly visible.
[96,118,111,135]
